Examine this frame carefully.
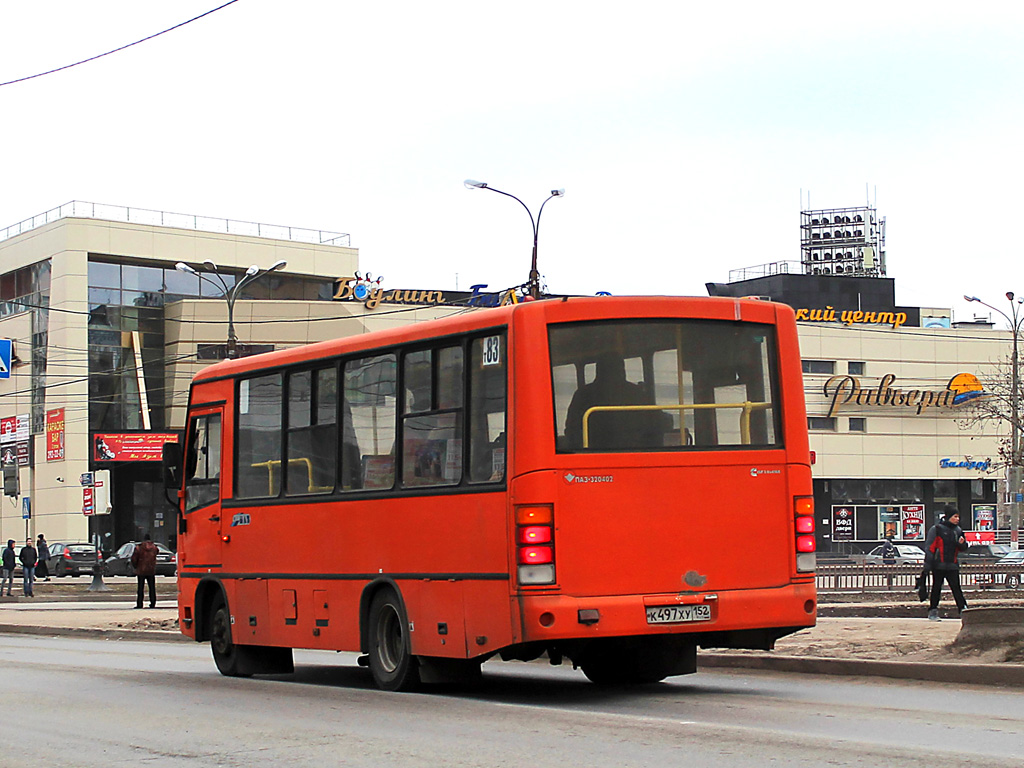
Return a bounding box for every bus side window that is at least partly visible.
[402,345,464,487]
[469,334,507,483]
[285,366,338,495]
[184,413,221,512]
[343,354,397,491]
[236,373,284,499]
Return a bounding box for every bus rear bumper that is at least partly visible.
[517,581,816,647]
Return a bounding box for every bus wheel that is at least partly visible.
[368,590,420,691]
[210,596,252,678]
[1008,574,1020,589]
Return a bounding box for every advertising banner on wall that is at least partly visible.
[0,416,15,444]
[92,433,179,462]
[879,506,900,540]
[973,504,996,532]
[901,505,925,540]
[45,409,65,461]
[832,506,855,541]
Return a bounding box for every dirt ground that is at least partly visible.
[766,592,1024,665]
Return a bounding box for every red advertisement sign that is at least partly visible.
[93,433,178,462]
[0,416,15,444]
[901,505,925,541]
[965,530,996,545]
[46,408,65,461]
[82,486,94,516]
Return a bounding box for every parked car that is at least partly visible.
[991,550,1024,589]
[103,541,176,577]
[962,544,1011,563]
[864,544,925,565]
[51,543,102,577]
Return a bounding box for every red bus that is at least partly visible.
[164,296,816,690]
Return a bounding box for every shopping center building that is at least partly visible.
[0,203,464,554]
[1,201,1018,556]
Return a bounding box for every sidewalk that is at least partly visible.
[2,582,1023,686]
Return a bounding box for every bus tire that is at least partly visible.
[209,595,253,678]
[368,589,421,692]
[1008,574,1020,589]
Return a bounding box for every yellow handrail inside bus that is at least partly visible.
[250,458,334,494]
[581,401,772,448]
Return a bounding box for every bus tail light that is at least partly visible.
[516,504,555,585]
[795,496,816,573]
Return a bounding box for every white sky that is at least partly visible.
[2,1,1023,324]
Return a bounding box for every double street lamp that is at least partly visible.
[464,180,564,300]
[176,259,287,359]
[965,292,1024,549]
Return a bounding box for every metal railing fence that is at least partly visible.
[816,563,1023,592]
[0,201,351,247]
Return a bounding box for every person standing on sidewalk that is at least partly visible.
[924,505,969,620]
[35,534,49,581]
[1,540,15,596]
[19,538,37,598]
[131,534,158,609]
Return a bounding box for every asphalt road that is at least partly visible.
[2,635,1021,767]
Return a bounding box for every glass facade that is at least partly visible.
[86,258,334,431]
[0,260,52,433]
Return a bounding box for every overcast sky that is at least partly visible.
[2,1,1023,324]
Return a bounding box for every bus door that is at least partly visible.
[181,409,225,570]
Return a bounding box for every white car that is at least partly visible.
[864,544,926,565]
[992,550,1024,589]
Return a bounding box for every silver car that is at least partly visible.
[864,544,925,565]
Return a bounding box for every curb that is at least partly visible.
[700,652,1024,688]
[0,624,190,643]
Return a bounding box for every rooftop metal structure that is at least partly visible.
[800,205,885,278]
[0,201,351,247]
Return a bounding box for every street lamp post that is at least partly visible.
[464,180,564,300]
[965,292,1024,549]
[176,259,287,359]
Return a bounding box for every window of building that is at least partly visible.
[802,360,835,374]
[848,417,866,432]
[808,416,836,431]
[848,361,865,375]
[236,373,284,498]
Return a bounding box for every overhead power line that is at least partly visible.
[0,0,240,88]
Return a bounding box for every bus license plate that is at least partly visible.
[646,604,712,624]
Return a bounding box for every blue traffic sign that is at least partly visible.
[0,339,11,379]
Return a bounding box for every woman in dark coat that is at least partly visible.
[35,534,49,580]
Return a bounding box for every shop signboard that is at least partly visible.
[82,486,94,516]
[901,505,925,540]
[973,504,996,532]
[0,416,15,444]
[46,408,65,461]
[832,506,854,541]
[965,530,996,545]
[93,432,178,462]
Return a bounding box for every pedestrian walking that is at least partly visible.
[35,533,50,581]
[924,505,969,620]
[131,534,158,609]
[19,538,37,598]
[1,539,16,596]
